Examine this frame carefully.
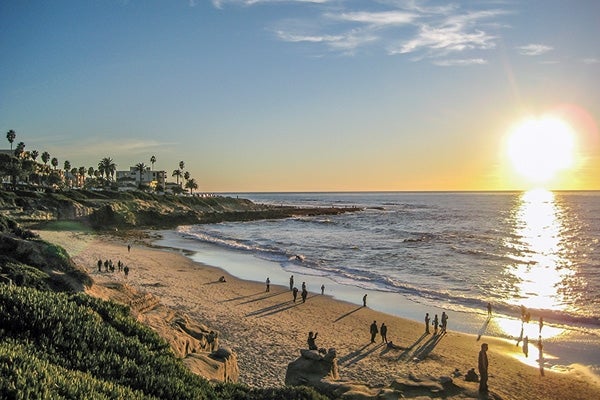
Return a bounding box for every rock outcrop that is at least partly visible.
[284,348,497,399]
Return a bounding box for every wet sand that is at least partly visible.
[38,230,600,400]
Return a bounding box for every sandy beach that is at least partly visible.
[38,229,600,400]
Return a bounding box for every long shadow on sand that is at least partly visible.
[219,291,266,303]
[245,300,299,318]
[333,306,364,323]
[477,316,492,341]
[338,342,385,367]
[239,290,291,304]
[397,332,429,361]
[409,332,445,362]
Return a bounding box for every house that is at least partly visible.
[115,166,166,190]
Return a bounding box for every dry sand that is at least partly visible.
[38,230,600,400]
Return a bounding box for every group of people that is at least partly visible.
[369,320,388,343]
[287,275,326,304]
[423,311,448,335]
[97,258,129,277]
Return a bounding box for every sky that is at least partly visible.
[1,0,599,192]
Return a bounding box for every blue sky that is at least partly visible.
[1,0,599,191]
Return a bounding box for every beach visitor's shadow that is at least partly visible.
[219,291,265,303]
[397,332,428,361]
[245,301,299,318]
[338,343,385,367]
[333,306,363,323]
[239,290,290,304]
[476,316,491,341]
[409,333,445,362]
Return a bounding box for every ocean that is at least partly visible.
[155,190,600,368]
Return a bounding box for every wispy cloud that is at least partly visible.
[213,1,512,64]
[582,58,600,64]
[212,0,331,8]
[433,58,487,66]
[516,44,553,56]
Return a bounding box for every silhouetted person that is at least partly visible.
[380,322,388,343]
[307,331,318,350]
[289,275,294,291]
[301,287,308,303]
[266,277,270,292]
[97,259,102,272]
[433,314,439,335]
[370,320,378,343]
[127,244,131,253]
[523,336,529,357]
[123,265,129,277]
[441,312,448,333]
[478,343,489,393]
[321,284,325,295]
[302,281,306,291]
[539,316,544,334]
[292,287,298,302]
[487,302,492,316]
[363,294,367,307]
[425,313,430,334]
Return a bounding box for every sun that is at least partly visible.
[506,116,576,185]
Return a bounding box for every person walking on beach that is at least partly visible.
[321,284,325,295]
[380,322,388,343]
[127,244,131,253]
[301,287,308,303]
[487,302,492,316]
[370,320,378,343]
[266,277,270,292]
[363,294,368,307]
[123,265,129,277]
[302,281,306,291]
[478,343,489,393]
[307,331,318,350]
[433,314,439,335]
[290,275,294,291]
[539,316,544,334]
[97,259,102,272]
[292,287,298,302]
[441,312,448,333]
[425,313,430,334]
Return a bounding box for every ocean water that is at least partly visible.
[169,191,599,334]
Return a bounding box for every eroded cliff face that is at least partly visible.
[2,189,355,230]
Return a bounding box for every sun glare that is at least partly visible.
[506,117,576,185]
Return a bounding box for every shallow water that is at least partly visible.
[155,190,600,372]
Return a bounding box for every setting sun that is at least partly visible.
[506,116,576,185]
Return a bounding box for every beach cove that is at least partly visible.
[38,229,600,400]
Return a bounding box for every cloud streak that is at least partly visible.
[516,44,553,56]
[213,1,513,65]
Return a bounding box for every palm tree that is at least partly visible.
[30,150,39,161]
[64,160,71,173]
[41,151,50,165]
[6,130,16,150]
[150,155,156,170]
[135,162,147,187]
[14,142,25,158]
[185,178,198,195]
[172,169,182,186]
[98,157,116,182]
[179,160,185,171]
[184,171,190,182]
[51,157,59,170]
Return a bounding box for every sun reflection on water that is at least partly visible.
[499,189,578,339]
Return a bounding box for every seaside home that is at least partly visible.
[115,167,166,191]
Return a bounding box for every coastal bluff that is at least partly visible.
[0,189,358,229]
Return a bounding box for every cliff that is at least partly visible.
[0,189,355,230]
